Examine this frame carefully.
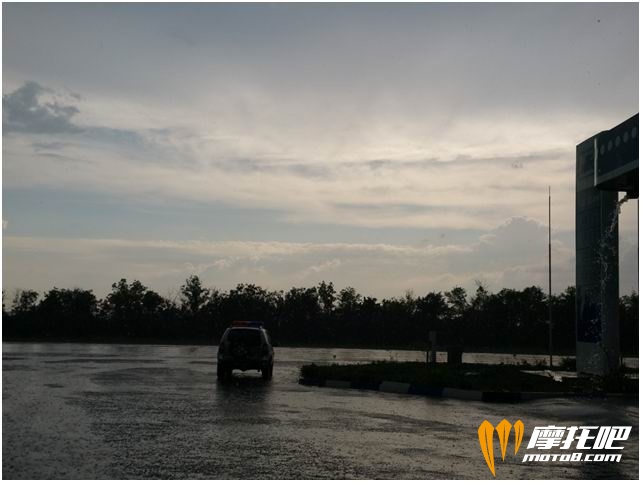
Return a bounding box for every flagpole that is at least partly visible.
[548,186,553,368]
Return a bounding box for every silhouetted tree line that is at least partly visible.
[2,276,638,355]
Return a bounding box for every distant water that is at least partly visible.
[3,342,637,368]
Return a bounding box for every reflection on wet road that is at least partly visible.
[2,343,638,479]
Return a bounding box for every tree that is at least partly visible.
[551,286,576,352]
[202,288,224,339]
[416,292,449,332]
[180,275,210,315]
[5,289,40,337]
[12,289,39,315]
[38,288,97,337]
[281,287,321,342]
[317,281,336,315]
[337,287,361,313]
[444,286,468,344]
[101,279,150,337]
[380,293,419,346]
[471,282,490,311]
[7,276,631,358]
[222,284,282,330]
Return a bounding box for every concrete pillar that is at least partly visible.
[575,137,620,375]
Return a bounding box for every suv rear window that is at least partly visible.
[227,329,262,346]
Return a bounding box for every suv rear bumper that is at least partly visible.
[218,357,272,371]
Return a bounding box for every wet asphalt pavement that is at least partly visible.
[2,343,639,479]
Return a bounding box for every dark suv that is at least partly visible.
[217,321,274,381]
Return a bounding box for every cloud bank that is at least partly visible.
[1,217,591,298]
[2,3,638,298]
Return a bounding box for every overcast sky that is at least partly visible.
[2,2,639,300]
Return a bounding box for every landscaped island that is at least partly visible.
[299,361,639,396]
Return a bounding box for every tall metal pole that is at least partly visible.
[548,186,553,368]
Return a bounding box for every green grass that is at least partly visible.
[300,361,639,394]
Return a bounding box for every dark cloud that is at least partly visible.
[85,126,146,148]
[345,150,566,172]
[365,160,394,170]
[333,202,437,214]
[6,81,160,163]
[207,150,564,180]
[284,163,330,178]
[66,90,83,101]
[167,30,197,47]
[211,158,331,178]
[3,81,82,134]
[32,141,67,151]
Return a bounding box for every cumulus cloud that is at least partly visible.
[2,81,82,134]
[4,81,151,157]
[298,258,342,280]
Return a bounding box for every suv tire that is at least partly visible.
[262,362,273,381]
[217,363,229,381]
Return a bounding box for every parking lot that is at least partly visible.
[3,343,638,479]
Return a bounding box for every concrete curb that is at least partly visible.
[298,378,638,403]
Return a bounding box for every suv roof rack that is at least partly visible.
[231,320,264,328]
